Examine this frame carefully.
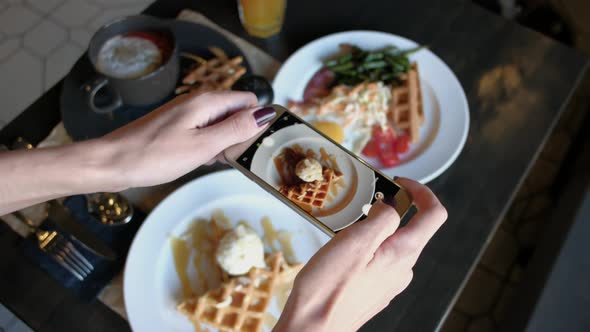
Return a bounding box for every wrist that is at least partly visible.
[273,288,331,332]
[66,139,130,193]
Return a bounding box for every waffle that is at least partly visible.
[178,252,299,332]
[389,63,424,143]
[176,47,247,95]
[279,168,341,211]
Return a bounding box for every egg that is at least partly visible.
[298,112,371,154]
[313,121,344,144]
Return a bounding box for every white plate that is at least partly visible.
[124,170,329,332]
[273,30,469,183]
[249,124,376,230]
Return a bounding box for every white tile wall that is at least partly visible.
[70,28,92,48]
[26,0,64,14]
[23,20,67,56]
[51,0,100,28]
[0,38,20,60]
[0,6,41,35]
[45,42,82,89]
[0,50,42,121]
[0,0,153,127]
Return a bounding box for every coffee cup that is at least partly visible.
[84,15,179,114]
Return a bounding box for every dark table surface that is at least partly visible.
[0,0,588,331]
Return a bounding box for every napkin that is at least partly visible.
[21,195,145,300]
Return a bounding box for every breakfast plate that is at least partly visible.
[124,170,329,332]
[250,124,375,230]
[273,31,469,183]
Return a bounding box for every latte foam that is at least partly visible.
[96,35,163,79]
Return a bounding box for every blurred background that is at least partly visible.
[0,0,589,331]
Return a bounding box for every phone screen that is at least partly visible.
[226,105,412,235]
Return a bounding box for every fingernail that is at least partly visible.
[253,106,276,127]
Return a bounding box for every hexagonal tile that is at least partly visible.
[70,29,92,49]
[44,42,82,89]
[0,38,20,61]
[92,0,151,5]
[0,6,41,36]
[88,5,147,31]
[24,19,66,56]
[25,0,64,14]
[51,0,99,28]
[0,50,42,123]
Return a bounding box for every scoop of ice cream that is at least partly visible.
[215,224,266,275]
[295,158,324,182]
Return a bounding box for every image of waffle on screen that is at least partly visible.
[274,144,346,216]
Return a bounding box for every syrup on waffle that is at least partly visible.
[279,168,342,211]
[389,63,424,144]
[178,252,301,332]
[176,46,247,95]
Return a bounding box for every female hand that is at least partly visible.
[274,178,448,332]
[98,91,274,190]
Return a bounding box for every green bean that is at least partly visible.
[362,60,387,69]
[325,44,423,86]
[325,59,339,67]
[364,52,385,62]
[337,53,353,64]
[329,62,355,71]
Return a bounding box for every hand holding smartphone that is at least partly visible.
[224,105,412,237]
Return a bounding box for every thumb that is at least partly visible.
[200,106,276,155]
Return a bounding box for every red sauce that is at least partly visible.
[125,30,173,62]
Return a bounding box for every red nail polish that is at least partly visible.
[253,106,276,127]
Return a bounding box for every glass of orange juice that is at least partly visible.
[237,0,286,38]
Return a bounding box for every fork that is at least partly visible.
[13,211,94,281]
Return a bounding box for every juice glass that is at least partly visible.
[238,0,286,38]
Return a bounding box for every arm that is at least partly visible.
[0,91,274,215]
[0,140,121,214]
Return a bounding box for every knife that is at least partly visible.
[47,201,117,261]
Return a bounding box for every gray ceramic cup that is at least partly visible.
[85,15,179,114]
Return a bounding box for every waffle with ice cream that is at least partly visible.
[279,167,341,211]
[177,222,302,332]
[178,252,301,332]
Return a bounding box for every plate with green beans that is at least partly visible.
[273,31,469,183]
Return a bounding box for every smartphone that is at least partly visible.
[224,105,412,237]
